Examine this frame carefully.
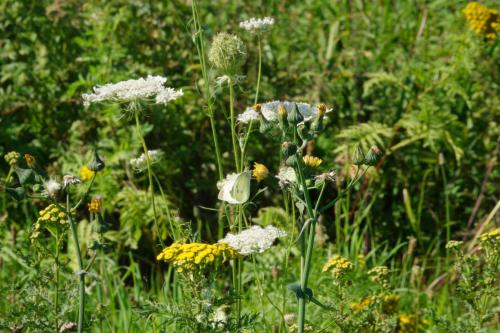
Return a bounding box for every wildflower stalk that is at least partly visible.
[133,108,164,247]
[228,78,240,172]
[254,35,262,105]
[66,192,85,333]
[191,0,224,180]
[54,226,60,332]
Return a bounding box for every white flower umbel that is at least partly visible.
[237,101,332,124]
[239,17,275,33]
[130,149,163,172]
[219,225,287,255]
[82,75,183,106]
[217,171,251,204]
[44,179,61,198]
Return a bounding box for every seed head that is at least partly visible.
[208,33,247,74]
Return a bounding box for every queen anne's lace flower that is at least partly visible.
[130,150,163,171]
[239,17,275,32]
[237,101,332,124]
[219,225,287,255]
[82,75,183,106]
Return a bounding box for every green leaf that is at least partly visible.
[15,167,35,185]
[6,187,25,200]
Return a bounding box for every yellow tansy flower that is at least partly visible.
[322,255,353,278]
[252,162,269,182]
[463,2,500,40]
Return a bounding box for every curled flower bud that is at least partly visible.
[208,33,247,75]
[88,150,105,172]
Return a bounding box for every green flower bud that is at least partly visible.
[287,103,304,125]
[88,150,105,172]
[285,155,298,167]
[352,145,366,165]
[281,142,297,159]
[277,104,289,131]
[208,33,247,75]
[364,145,382,166]
[4,151,20,166]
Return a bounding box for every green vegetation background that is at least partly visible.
[0,0,498,332]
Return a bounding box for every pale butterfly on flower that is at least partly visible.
[217,171,251,204]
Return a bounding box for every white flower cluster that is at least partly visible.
[239,17,275,32]
[219,225,287,255]
[82,75,183,106]
[130,150,163,171]
[237,101,332,124]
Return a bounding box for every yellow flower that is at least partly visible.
[157,242,238,272]
[322,255,353,278]
[32,204,68,240]
[303,155,322,168]
[479,228,500,244]
[350,296,375,312]
[382,293,400,314]
[252,162,269,182]
[463,2,500,40]
[368,265,390,288]
[80,165,95,181]
[24,154,35,168]
[88,197,102,213]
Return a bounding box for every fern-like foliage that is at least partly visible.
[334,122,394,154]
[363,72,406,98]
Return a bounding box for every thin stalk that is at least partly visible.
[66,192,85,333]
[54,226,60,333]
[134,109,164,247]
[254,35,262,105]
[228,78,240,172]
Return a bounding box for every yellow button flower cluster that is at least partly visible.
[322,254,353,278]
[479,228,500,244]
[382,293,400,315]
[32,204,68,239]
[368,265,390,288]
[463,2,500,40]
[156,242,238,272]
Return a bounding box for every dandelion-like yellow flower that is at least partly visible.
[31,204,68,239]
[463,2,500,40]
[322,255,353,278]
[80,165,95,181]
[88,197,102,213]
[253,162,269,182]
[317,103,327,117]
[303,155,322,168]
[157,242,238,272]
[24,154,35,168]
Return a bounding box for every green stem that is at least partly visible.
[55,226,60,333]
[134,109,164,248]
[66,192,85,333]
[254,36,262,105]
[228,78,240,172]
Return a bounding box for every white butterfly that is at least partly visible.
[217,171,251,204]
